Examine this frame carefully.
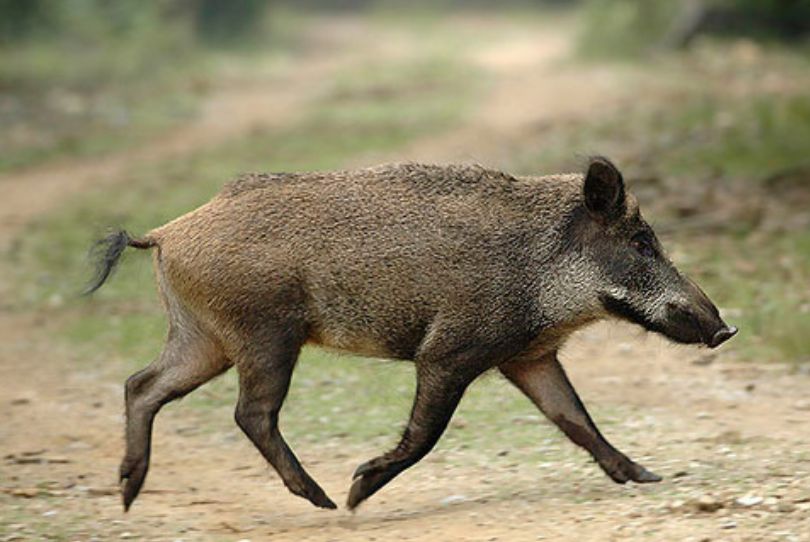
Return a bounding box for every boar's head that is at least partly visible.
[575,157,737,348]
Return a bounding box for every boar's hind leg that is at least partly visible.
[347,362,482,510]
[500,353,661,484]
[233,332,337,510]
[121,329,229,511]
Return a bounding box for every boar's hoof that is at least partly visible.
[282,478,337,510]
[120,458,148,511]
[347,476,368,510]
[629,465,662,483]
[347,463,396,510]
[352,458,383,479]
[297,485,338,510]
[310,493,338,510]
[600,457,662,485]
[347,472,378,510]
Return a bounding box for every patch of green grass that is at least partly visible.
[0,4,201,172]
[650,94,810,179]
[578,0,680,58]
[0,5,311,172]
[686,231,810,363]
[518,91,810,183]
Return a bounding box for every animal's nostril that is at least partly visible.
[709,326,738,348]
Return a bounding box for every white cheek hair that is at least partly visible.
[606,285,629,301]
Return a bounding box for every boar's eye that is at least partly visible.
[631,232,656,258]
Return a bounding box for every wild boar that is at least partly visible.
[85,157,736,511]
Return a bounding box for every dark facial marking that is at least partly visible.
[599,293,663,333]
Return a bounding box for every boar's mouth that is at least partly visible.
[599,294,737,348]
[599,294,669,336]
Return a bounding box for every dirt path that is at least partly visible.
[1,14,809,542]
[397,19,644,166]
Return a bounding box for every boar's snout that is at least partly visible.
[664,277,737,348]
[708,325,738,348]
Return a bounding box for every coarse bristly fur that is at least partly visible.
[86,158,736,512]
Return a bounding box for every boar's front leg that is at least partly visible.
[347,361,484,509]
[499,352,661,484]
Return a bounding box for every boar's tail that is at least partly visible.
[83,230,157,295]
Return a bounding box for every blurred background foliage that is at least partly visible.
[4,0,809,52]
[3,0,808,169]
[2,0,809,373]
[581,0,810,55]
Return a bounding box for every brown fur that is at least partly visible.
[93,159,734,511]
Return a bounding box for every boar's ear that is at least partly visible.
[583,156,626,222]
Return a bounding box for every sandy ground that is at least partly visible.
[1,15,809,542]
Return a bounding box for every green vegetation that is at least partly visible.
[689,233,810,363]
[580,0,810,56]
[0,1,300,171]
[666,95,810,177]
[579,0,680,56]
[1,2,191,170]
